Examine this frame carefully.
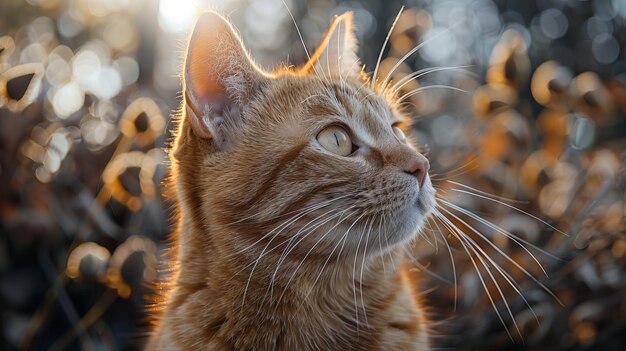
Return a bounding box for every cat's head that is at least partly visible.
[172,12,436,256]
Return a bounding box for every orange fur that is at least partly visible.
[148,11,436,350]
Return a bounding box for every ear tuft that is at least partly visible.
[302,12,360,78]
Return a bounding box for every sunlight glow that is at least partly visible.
[158,0,199,33]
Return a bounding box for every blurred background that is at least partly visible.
[0,0,624,350]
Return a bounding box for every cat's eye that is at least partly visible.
[392,126,406,143]
[317,126,353,156]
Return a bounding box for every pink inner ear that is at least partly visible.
[182,12,268,147]
[185,26,227,100]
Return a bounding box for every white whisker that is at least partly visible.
[273,205,358,303]
[403,247,451,284]
[436,207,541,314]
[352,217,367,334]
[280,0,323,80]
[359,217,375,329]
[269,206,352,299]
[240,197,351,307]
[434,210,516,341]
[447,180,529,204]
[375,213,387,277]
[372,6,404,90]
[300,94,327,105]
[439,198,557,271]
[429,217,458,310]
[435,203,558,299]
[392,65,473,93]
[296,210,359,310]
[448,188,567,236]
[420,220,438,250]
[342,213,367,333]
[380,208,396,271]
[380,26,455,92]
[398,85,468,102]
[231,193,356,260]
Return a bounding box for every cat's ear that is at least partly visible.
[183,12,267,148]
[303,12,360,78]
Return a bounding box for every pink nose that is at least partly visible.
[405,155,430,186]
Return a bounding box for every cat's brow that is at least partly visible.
[329,84,354,116]
[330,82,393,124]
[307,100,342,118]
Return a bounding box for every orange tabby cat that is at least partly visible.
[148,11,436,350]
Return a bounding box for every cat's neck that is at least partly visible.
[159,178,427,350]
[173,210,407,312]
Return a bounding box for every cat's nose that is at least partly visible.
[404,154,429,187]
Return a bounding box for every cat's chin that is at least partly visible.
[415,177,436,218]
[388,178,437,247]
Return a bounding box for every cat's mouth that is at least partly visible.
[414,178,436,215]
